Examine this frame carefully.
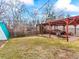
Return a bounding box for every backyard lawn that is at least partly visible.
[0,36,79,59]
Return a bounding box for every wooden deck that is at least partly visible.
[39,34,79,41]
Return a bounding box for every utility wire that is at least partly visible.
[38,0,49,11]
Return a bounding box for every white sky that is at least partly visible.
[54,0,79,12]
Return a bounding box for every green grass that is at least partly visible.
[0,36,79,59]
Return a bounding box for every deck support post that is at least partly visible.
[73,18,77,36]
[49,22,52,38]
[65,19,69,42]
[63,25,65,31]
[56,26,58,30]
[54,25,55,30]
[74,25,76,36]
[40,24,43,35]
[66,24,69,42]
[36,25,38,34]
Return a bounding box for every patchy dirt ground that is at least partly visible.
[0,36,79,59]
